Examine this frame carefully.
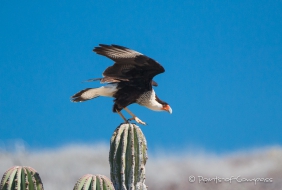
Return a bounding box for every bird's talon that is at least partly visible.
[127,117,146,125]
[132,117,146,125]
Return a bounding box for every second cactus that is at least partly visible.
[0,166,44,190]
[73,174,114,190]
[109,123,148,190]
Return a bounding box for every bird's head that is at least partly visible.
[154,94,172,114]
[162,103,172,114]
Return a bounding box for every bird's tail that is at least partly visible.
[71,84,117,102]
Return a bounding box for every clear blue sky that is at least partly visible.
[0,1,281,152]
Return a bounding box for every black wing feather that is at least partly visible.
[93,44,165,80]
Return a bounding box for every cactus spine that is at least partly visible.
[109,123,148,190]
[0,166,44,190]
[73,174,114,190]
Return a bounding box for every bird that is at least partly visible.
[71,44,172,125]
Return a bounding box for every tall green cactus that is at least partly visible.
[73,174,114,190]
[0,166,44,190]
[109,123,148,190]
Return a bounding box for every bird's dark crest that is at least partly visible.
[155,95,168,105]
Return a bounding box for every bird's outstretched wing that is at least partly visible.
[84,77,159,86]
[93,44,165,81]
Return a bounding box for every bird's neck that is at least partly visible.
[137,90,163,111]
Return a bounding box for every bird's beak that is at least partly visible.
[163,105,172,114]
[168,106,172,114]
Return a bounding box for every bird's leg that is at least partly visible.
[116,109,128,123]
[124,107,147,125]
